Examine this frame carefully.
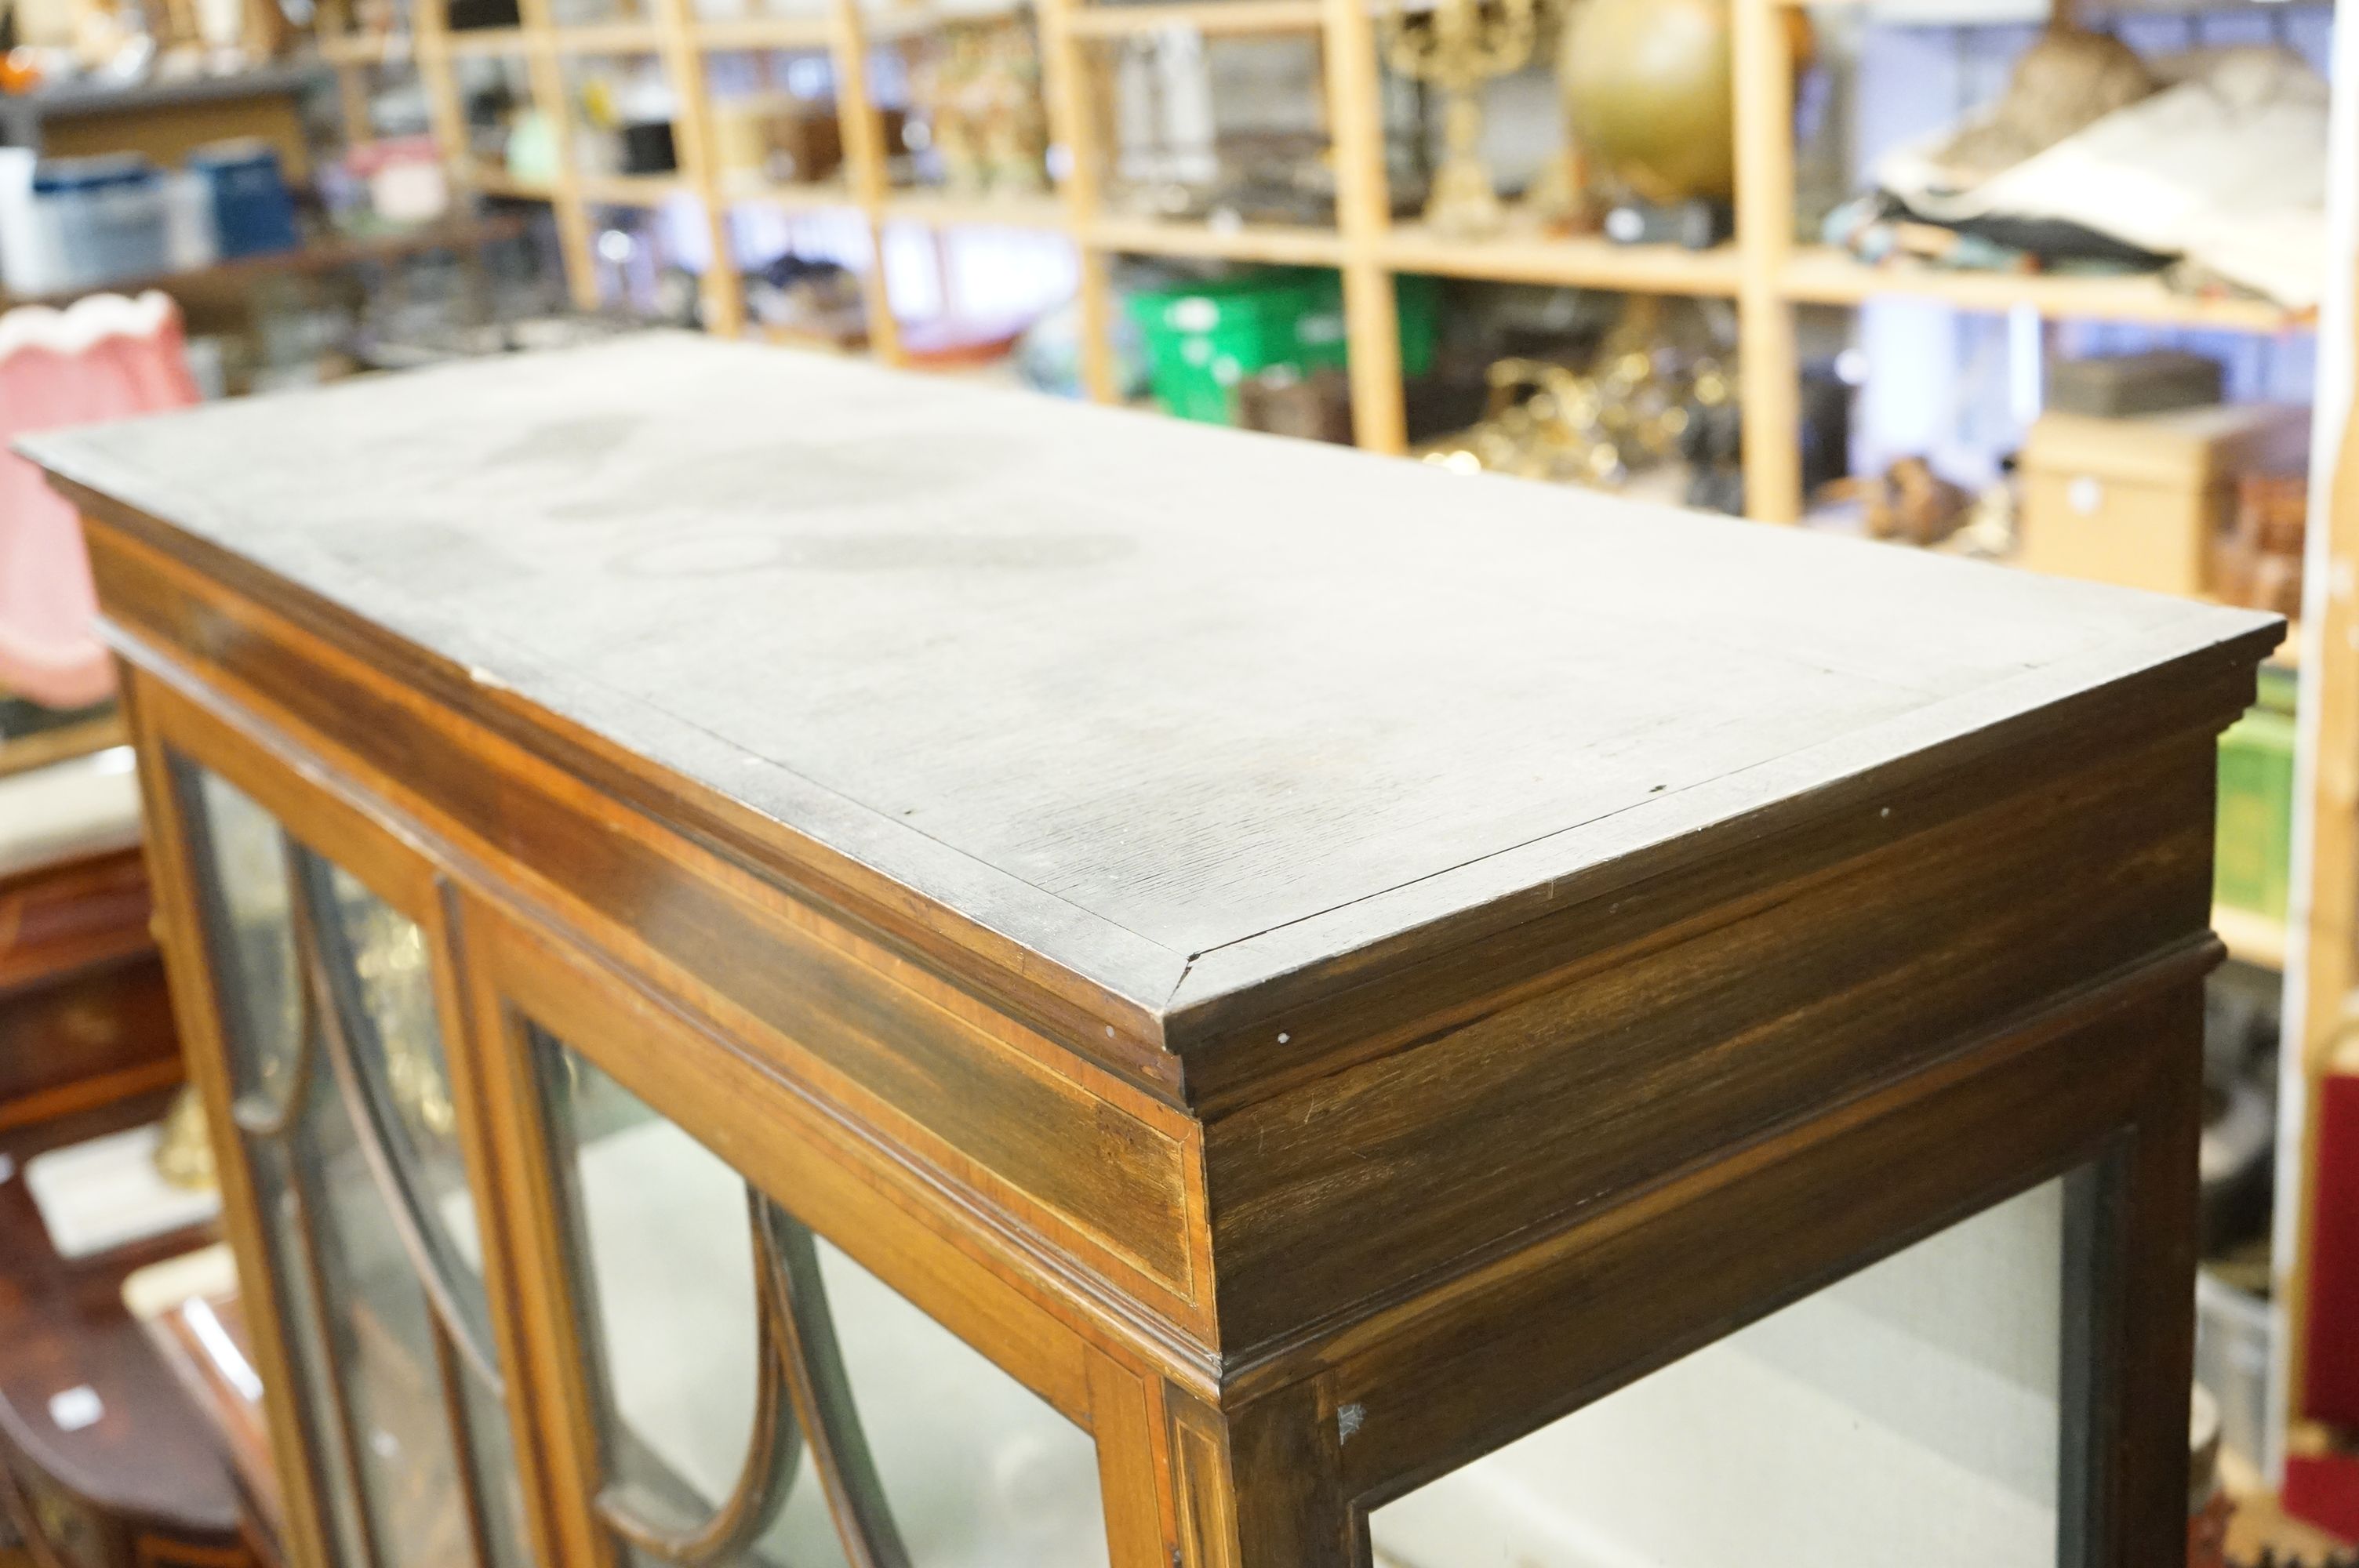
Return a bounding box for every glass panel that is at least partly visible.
[174,759,525,1568]
[1369,1174,2075,1568]
[538,1036,849,1568]
[178,763,368,1561]
[299,1041,484,1568]
[305,855,496,1352]
[250,1144,376,1568]
[294,957,532,1568]
[460,1357,538,1568]
[183,768,303,1112]
[536,1029,1110,1567]
[814,1232,1110,1567]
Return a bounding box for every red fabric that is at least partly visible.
[2305,1072,2359,1425]
[2284,1453,2359,1541]
[0,296,199,708]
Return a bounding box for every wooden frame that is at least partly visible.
[68,365,2272,1563]
[453,891,1176,1568]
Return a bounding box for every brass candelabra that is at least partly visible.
[1381,0,1538,238]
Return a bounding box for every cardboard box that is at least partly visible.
[712,96,842,188]
[2019,403,2310,597]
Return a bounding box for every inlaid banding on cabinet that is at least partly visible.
[1169,1398,1238,1568]
[91,530,1202,1317]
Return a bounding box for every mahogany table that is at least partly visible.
[0,1089,255,1568]
[26,335,2280,1568]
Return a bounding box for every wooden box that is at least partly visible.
[2019,402,2310,597]
[2047,350,2223,419]
[711,94,843,189]
[27,336,2281,1567]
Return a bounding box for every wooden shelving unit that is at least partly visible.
[444,24,530,52]
[1061,0,1323,32]
[333,0,2320,492]
[692,13,838,44]
[2216,902,2293,973]
[1379,227,1743,294]
[0,212,530,310]
[549,19,665,47]
[1779,245,2309,333]
[882,187,1065,227]
[574,170,687,205]
[1080,214,1347,263]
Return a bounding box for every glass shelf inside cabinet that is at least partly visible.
[536,1033,1112,1567]
[178,763,531,1568]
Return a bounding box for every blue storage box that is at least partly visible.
[188,140,300,260]
[32,154,170,287]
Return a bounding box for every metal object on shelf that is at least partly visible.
[1424,350,1717,487]
[1419,302,1726,491]
[1379,0,1534,238]
[1560,0,1737,206]
[1601,196,1730,252]
[1234,363,1351,444]
[907,16,1049,195]
[152,1085,217,1192]
[338,886,459,1145]
[1819,456,1974,549]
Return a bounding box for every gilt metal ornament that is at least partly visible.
[1381,0,1537,238]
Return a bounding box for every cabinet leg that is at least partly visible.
[2124,1027,2205,1568]
[2057,985,2202,1568]
[1089,1350,1362,1568]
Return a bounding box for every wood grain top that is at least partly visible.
[26,334,2281,1026]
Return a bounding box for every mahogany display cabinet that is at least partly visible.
[25,336,2281,1568]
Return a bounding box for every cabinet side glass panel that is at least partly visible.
[1368,1173,2079,1568]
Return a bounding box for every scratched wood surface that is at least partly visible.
[23,333,2279,1022]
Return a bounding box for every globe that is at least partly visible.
[1561,0,1736,205]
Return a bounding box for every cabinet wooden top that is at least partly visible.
[29,335,2279,1029]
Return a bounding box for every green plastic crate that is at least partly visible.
[2215,695,2295,923]
[1125,270,1440,426]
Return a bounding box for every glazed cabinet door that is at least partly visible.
[459,895,1151,1568]
[138,721,550,1568]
